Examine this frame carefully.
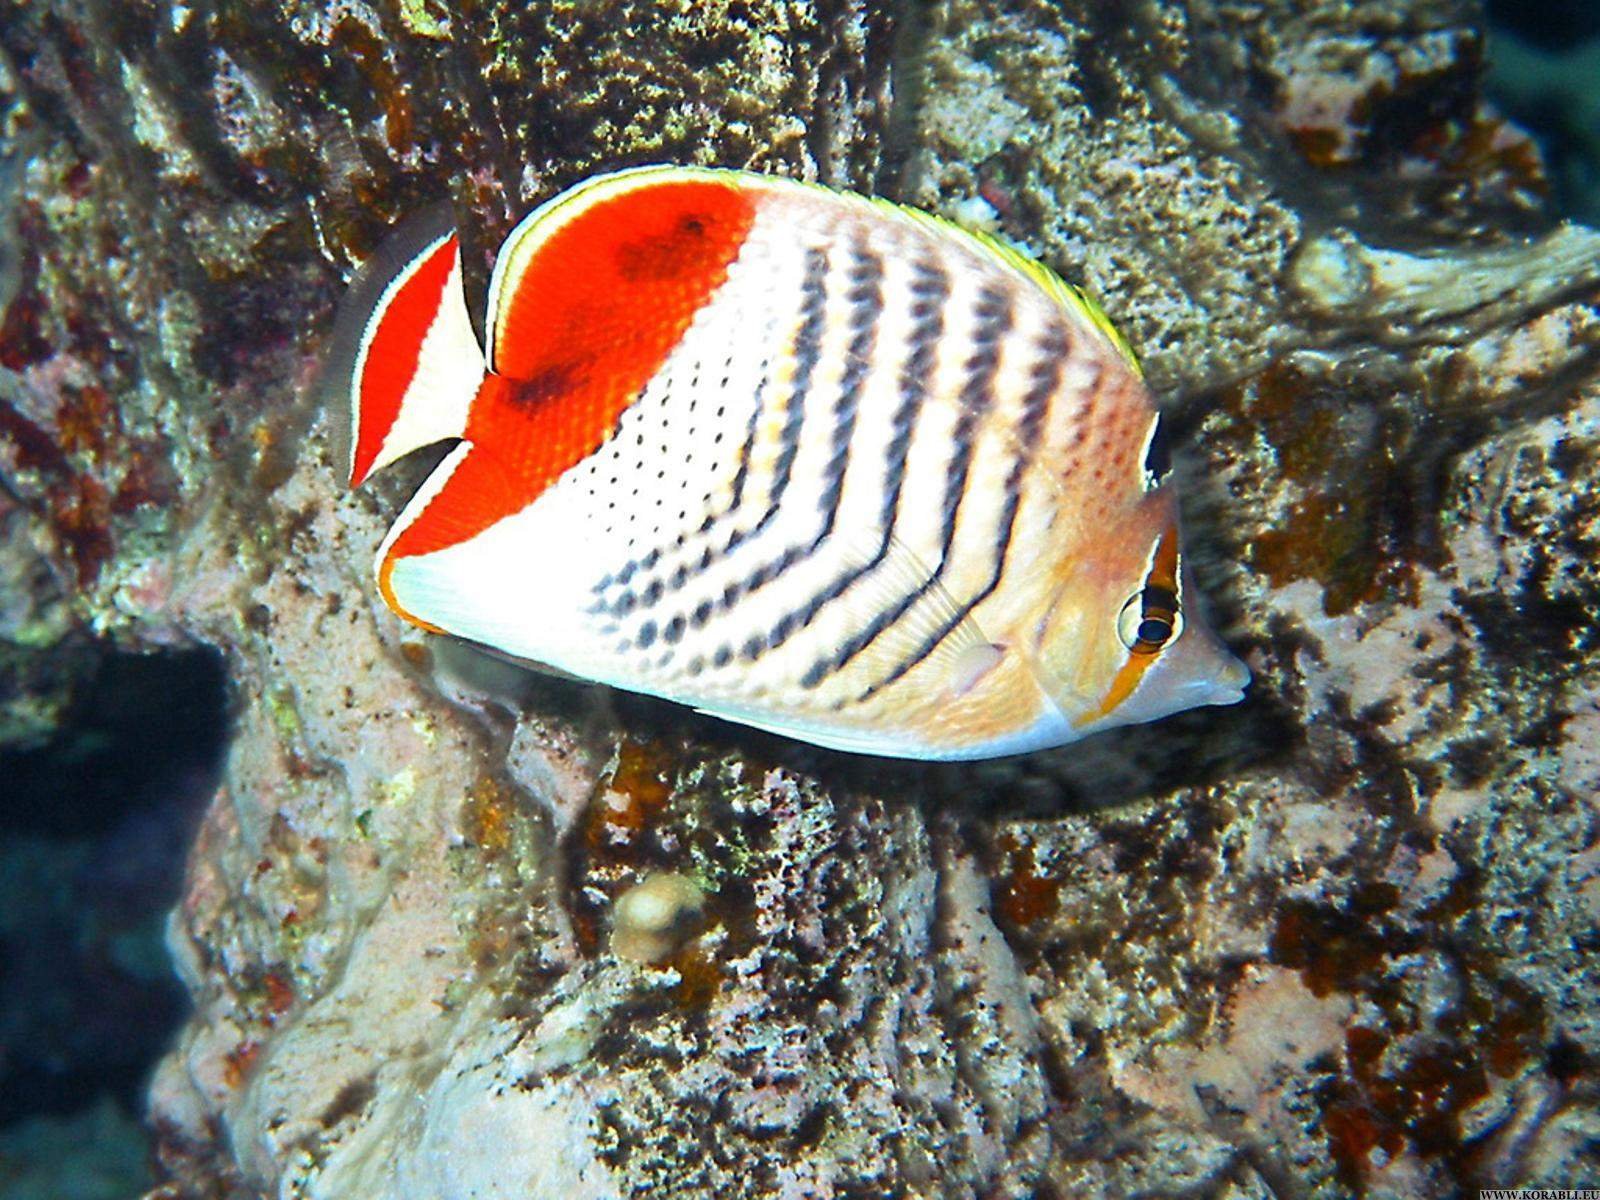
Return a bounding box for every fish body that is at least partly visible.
[331,165,1248,760]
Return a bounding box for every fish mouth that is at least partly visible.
[1218,653,1251,692]
[1189,654,1251,707]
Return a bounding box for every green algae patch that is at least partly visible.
[397,0,450,40]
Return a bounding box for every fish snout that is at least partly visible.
[1169,617,1251,709]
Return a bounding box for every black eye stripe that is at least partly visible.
[1134,580,1179,651]
[1140,584,1178,613]
[1118,531,1184,653]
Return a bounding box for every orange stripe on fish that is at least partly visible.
[1080,517,1182,725]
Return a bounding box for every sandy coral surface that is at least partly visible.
[0,0,1596,1196]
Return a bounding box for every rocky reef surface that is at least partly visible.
[0,0,1596,1196]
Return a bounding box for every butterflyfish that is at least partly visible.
[330,165,1249,760]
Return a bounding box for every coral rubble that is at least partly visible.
[0,0,1596,1196]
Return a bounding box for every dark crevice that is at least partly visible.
[1487,0,1600,49]
[0,645,230,1124]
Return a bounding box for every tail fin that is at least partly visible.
[324,206,487,488]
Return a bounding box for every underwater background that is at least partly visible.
[1,0,1598,1196]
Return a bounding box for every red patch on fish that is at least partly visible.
[384,179,755,565]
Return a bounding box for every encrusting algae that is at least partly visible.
[0,0,1596,1195]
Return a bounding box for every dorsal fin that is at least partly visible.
[376,168,758,608]
[324,205,486,488]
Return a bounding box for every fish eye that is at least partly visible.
[1117,592,1183,654]
[1141,414,1171,491]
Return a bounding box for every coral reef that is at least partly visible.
[0,0,1596,1197]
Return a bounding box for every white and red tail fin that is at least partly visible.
[324,206,487,488]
